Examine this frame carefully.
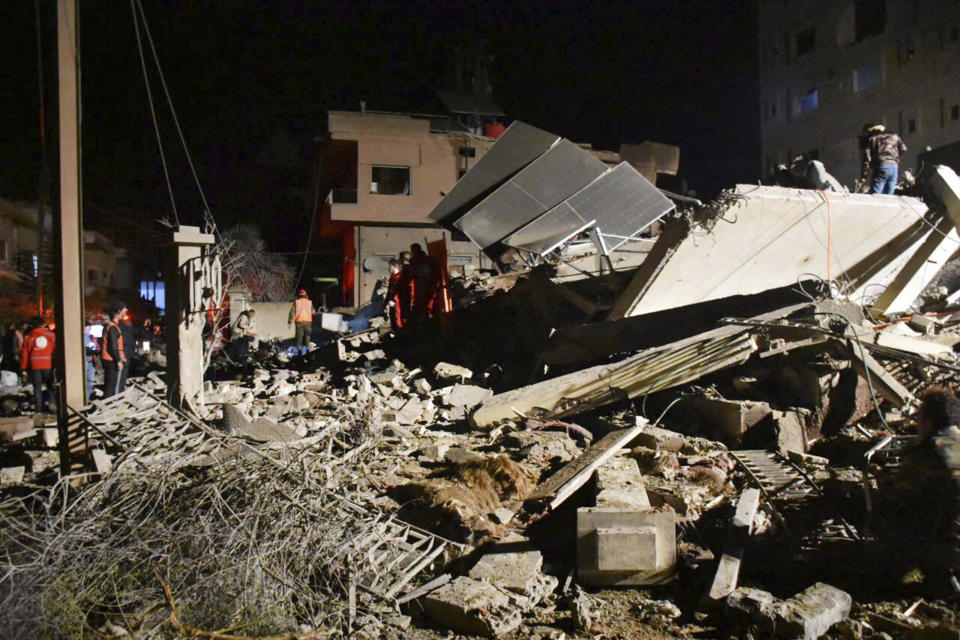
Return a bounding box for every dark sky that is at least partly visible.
[1,1,758,248]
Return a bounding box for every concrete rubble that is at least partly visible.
[4,145,960,638]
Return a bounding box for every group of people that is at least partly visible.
[384,243,445,332]
[224,289,320,363]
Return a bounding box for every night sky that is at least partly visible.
[1,1,758,252]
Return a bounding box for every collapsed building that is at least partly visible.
[2,122,960,639]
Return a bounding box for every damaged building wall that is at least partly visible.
[759,0,960,187]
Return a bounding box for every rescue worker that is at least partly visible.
[408,243,437,324]
[20,316,56,413]
[384,259,405,331]
[883,385,960,593]
[101,303,127,398]
[859,123,908,195]
[229,309,258,361]
[118,313,136,390]
[288,290,315,355]
[397,251,413,325]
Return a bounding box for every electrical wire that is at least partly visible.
[130,0,179,225]
[133,0,213,225]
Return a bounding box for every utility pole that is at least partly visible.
[35,0,49,314]
[55,0,86,476]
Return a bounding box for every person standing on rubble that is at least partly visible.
[288,290,315,356]
[859,123,908,195]
[20,316,56,413]
[118,313,137,390]
[101,303,127,398]
[882,385,960,593]
[384,259,406,332]
[229,309,258,361]
[408,243,438,324]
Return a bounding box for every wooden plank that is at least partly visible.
[525,425,642,509]
[706,488,761,603]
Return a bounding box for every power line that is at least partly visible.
[133,0,214,225]
[129,0,179,225]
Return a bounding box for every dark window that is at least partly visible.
[804,149,820,160]
[87,270,96,283]
[908,118,917,133]
[796,28,815,56]
[854,61,881,92]
[370,166,411,195]
[950,25,959,42]
[855,0,886,42]
[952,105,960,121]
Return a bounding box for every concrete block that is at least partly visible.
[776,582,851,640]
[442,384,493,410]
[680,397,772,444]
[0,466,25,484]
[42,427,59,448]
[773,410,806,455]
[91,449,112,474]
[576,507,675,585]
[725,587,778,633]
[414,378,432,395]
[433,361,473,382]
[595,455,651,509]
[422,576,522,637]
[594,526,658,571]
[396,398,423,425]
[631,426,685,452]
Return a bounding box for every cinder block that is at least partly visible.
[594,526,658,571]
[576,507,675,585]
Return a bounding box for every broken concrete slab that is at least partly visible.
[0,466,25,484]
[679,397,773,445]
[594,455,651,510]
[468,537,557,608]
[91,449,113,475]
[0,416,34,443]
[631,425,685,452]
[706,488,760,603]
[725,587,778,633]
[616,186,929,318]
[422,576,522,637]
[441,384,494,410]
[775,582,851,640]
[433,362,473,382]
[396,398,423,425]
[222,404,300,442]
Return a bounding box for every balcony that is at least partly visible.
[330,188,358,204]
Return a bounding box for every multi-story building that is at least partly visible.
[316,108,501,308]
[759,0,960,188]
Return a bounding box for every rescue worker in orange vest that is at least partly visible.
[101,303,127,398]
[288,289,315,356]
[21,316,56,413]
[385,259,406,332]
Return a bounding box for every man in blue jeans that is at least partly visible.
[859,123,907,194]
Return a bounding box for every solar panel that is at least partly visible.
[566,162,674,252]
[453,140,607,248]
[504,162,674,256]
[427,121,559,226]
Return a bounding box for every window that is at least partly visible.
[950,25,959,42]
[370,166,411,195]
[796,28,815,56]
[0,239,6,263]
[800,89,819,113]
[87,269,96,283]
[908,118,917,133]
[855,0,886,42]
[952,105,960,121]
[897,36,916,65]
[786,89,793,121]
[853,61,881,92]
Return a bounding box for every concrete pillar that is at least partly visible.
[55,0,86,477]
[165,226,215,412]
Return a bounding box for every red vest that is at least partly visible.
[21,326,56,370]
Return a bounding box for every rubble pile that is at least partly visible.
[4,158,960,638]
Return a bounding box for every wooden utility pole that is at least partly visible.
[55,0,86,476]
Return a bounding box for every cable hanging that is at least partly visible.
[130,0,179,226]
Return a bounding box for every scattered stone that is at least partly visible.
[787,450,829,467]
[568,586,593,632]
[0,466,25,484]
[42,427,58,448]
[726,587,778,633]
[468,537,557,608]
[632,425,685,452]
[422,576,522,637]
[364,349,387,361]
[396,398,423,425]
[775,582,851,640]
[91,450,113,474]
[414,378,432,395]
[434,362,473,382]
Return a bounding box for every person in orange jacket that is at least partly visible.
[21,316,56,413]
[101,303,127,397]
[408,243,438,324]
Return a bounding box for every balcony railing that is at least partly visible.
[329,188,358,204]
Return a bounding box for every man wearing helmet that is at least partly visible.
[288,289,316,356]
